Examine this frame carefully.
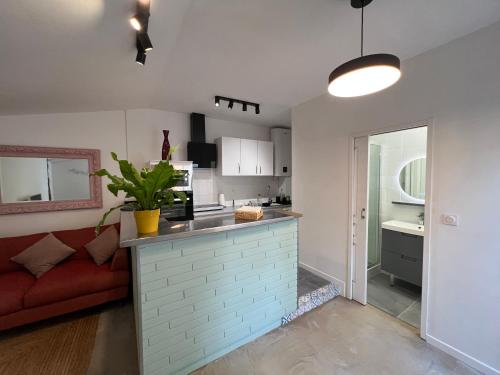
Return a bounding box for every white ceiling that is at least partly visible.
[1,0,500,126]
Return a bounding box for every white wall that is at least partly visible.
[125,109,289,204]
[371,127,427,226]
[0,111,127,236]
[292,21,500,374]
[0,109,290,237]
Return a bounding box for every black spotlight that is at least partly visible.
[242,103,247,111]
[138,32,153,51]
[131,0,152,64]
[215,97,220,107]
[255,104,260,114]
[129,15,142,31]
[228,100,234,109]
[136,50,146,65]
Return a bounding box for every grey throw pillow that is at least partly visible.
[84,226,119,266]
[11,233,76,278]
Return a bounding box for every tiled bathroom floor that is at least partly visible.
[298,267,330,297]
[367,273,421,328]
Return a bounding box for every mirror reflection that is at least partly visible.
[399,158,426,200]
[0,157,90,203]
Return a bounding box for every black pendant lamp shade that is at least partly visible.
[328,53,400,97]
[328,0,401,97]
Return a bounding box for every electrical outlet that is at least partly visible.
[441,214,459,226]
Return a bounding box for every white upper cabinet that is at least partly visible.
[217,137,241,176]
[271,128,291,176]
[217,137,274,176]
[257,141,274,176]
[240,139,259,175]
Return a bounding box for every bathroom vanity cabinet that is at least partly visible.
[381,227,423,287]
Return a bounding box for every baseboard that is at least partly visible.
[426,334,499,375]
[299,262,345,296]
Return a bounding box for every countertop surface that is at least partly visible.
[193,204,292,218]
[382,220,424,237]
[120,210,297,247]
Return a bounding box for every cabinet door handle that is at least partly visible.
[238,163,240,174]
[260,165,262,174]
[361,208,366,219]
[401,254,417,262]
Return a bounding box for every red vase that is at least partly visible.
[161,130,170,160]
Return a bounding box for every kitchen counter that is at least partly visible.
[121,211,300,375]
[120,210,295,247]
[193,204,292,218]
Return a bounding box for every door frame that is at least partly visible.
[347,118,434,340]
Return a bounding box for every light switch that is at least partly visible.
[441,214,459,226]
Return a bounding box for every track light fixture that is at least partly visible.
[129,15,142,31]
[138,32,153,51]
[130,0,153,65]
[214,96,260,115]
[136,50,146,65]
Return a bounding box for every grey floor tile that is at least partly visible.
[398,299,422,327]
[367,273,421,328]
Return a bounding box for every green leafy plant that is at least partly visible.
[93,151,186,234]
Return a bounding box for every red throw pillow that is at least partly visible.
[84,226,119,266]
[10,233,76,278]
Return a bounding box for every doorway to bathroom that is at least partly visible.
[350,123,431,335]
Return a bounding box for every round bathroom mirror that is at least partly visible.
[399,158,426,200]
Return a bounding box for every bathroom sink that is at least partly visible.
[381,220,424,236]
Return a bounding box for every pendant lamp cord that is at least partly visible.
[361,0,364,56]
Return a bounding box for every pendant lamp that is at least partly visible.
[328,0,401,98]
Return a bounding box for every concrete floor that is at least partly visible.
[193,298,479,375]
[84,297,478,375]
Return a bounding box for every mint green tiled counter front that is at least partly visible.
[132,219,298,375]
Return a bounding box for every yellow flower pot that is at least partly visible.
[134,209,160,234]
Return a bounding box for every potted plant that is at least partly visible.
[93,152,186,234]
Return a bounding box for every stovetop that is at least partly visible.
[193,204,225,212]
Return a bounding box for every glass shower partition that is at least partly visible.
[367,144,381,269]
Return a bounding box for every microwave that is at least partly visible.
[149,160,193,192]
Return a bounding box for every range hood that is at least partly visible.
[187,113,217,168]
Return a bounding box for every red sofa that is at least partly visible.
[0,224,129,331]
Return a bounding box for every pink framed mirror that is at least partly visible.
[0,145,102,214]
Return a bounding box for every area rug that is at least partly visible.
[0,310,99,375]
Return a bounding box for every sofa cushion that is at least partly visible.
[0,233,49,274]
[53,224,120,262]
[0,272,36,315]
[10,233,76,278]
[23,259,129,308]
[85,226,119,266]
